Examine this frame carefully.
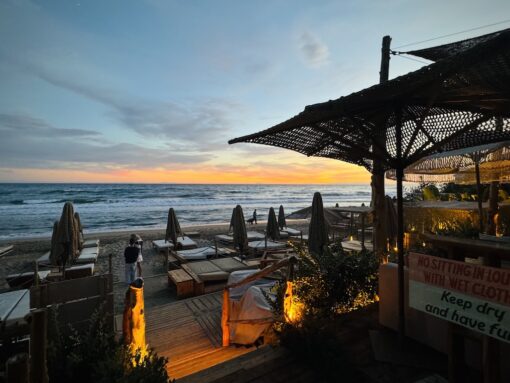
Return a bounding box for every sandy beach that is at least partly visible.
[0,219,309,312]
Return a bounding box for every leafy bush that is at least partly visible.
[47,308,173,383]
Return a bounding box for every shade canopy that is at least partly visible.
[405,28,509,62]
[232,205,248,253]
[386,142,510,184]
[308,192,329,255]
[266,207,280,241]
[229,29,510,171]
[165,208,183,245]
[278,205,287,230]
[49,220,63,265]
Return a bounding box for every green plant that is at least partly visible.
[47,307,173,383]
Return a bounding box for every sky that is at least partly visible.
[1,0,509,184]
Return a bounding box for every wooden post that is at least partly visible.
[34,261,39,287]
[372,35,391,259]
[361,213,366,249]
[30,309,48,383]
[221,288,230,347]
[6,353,29,383]
[487,181,499,235]
[108,253,113,275]
[475,162,484,232]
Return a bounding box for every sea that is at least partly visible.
[0,183,396,240]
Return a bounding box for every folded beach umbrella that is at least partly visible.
[49,220,63,265]
[308,192,329,255]
[232,205,248,253]
[56,202,80,266]
[266,207,280,241]
[74,212,84,249]
[165,208,183,245]
[278,205,287,230]
[229,208,235,233]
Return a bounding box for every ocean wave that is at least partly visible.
[9,199,25,205]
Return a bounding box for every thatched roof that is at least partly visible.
[229,29,510,172]
[406,28,509,62]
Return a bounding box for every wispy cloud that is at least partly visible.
[0,113,211,169]
[299,31,330,67]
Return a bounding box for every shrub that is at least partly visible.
[47,308,173,383]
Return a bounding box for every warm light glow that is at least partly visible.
[283,281,303,324]
[349,235,354,241]
[123,284,148,365]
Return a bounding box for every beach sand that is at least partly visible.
[0,219,309,313]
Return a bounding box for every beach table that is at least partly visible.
[6,270,51,288]
[329,206,373,248]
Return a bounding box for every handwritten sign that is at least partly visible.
[408,252,510,343]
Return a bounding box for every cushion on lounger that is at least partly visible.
[215,234,233,243]
[282,227,301,236]
[197,271,230,282]
[246,231,265,240]
[176,247,216,261]
[186,261,230,281]
[211,258,253,273]
[152,240,174,250]
[82,239,100,248]
[248,240,286,250]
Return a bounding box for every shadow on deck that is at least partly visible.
[144,291,255,380]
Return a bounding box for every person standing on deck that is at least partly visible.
[124,234,142,285]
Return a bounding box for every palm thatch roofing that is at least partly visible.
[386,141,510,184]
[406,28,509,62]
[229,29,510,171]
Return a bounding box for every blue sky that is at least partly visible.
[1,0,509,183]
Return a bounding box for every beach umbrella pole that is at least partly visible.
[396,167,406,342]
[475,162,484,232]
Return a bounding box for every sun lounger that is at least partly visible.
[0,245,13,258]
[214,231,266,244]
[247,240,287,253]
[281,227,302,237]
[173,246,235,263]
[152,237,197,252]
[82,239,100,248]
[341,239,373,252]
[75,246,99,264]
[0,289,30,330]
[65,263,94,279]
[181,258,258,296]
[37,251,51,267]
[6,270,51,288]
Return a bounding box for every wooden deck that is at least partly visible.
[144,291,255,380]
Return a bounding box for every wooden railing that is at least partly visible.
[221,256,296,347]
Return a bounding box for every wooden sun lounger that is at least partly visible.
[0,245,14,258]
[180,258,259,296]
[173,246,235,263]
[75,246,100,264]
[64,263,95,279]
[82,239,100,248]
[281,227,302,237]
[6,270,51,288]
[247,240,287,254]
[152,237,198,252]
[214,231,266,244]
[341,239,373,252]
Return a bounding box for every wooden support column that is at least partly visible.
[30,309,48,383]
[487,181,499,235]
[221,288,230,347]
[372,35,391,260]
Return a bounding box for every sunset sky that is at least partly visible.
[1,0,509,183]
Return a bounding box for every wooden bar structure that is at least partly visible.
[141,292,255,380]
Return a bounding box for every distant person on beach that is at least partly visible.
[124,234,143,285]
[253,209,257,224]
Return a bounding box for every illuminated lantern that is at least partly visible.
[283,281,303,324]
[122,278,147,363]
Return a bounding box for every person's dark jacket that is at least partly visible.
[124,246,139,264]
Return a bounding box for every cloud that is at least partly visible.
[299,32,330,67]
[0,113,210,169]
